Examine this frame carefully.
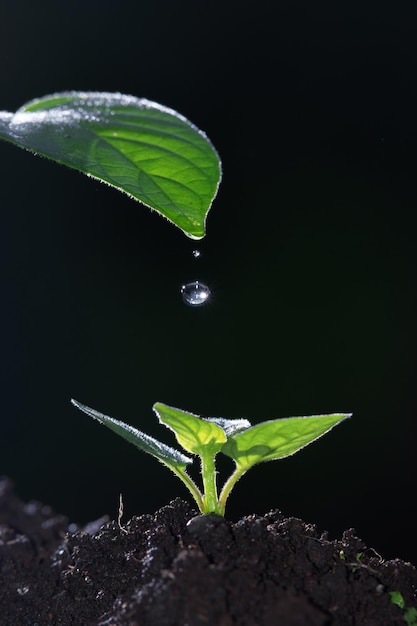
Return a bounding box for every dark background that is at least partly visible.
[1,1,416,564]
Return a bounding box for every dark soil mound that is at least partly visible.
[1,477,416,625]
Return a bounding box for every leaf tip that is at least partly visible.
[185,231,205,241]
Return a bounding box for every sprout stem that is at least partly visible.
[201,452,222,514]
[171,466,204,513]
[218,466,247,515]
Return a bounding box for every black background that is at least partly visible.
[1,1,417,564]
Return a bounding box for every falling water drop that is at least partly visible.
[181,281,211,306]
[192,249,201,258]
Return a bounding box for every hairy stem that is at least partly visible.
[170,466,204,513]
[200,452,222,514]
[218,465,247,515]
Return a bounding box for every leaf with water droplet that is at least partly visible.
[221,413,351,471]
[0,92,222,239]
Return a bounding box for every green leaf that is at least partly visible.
[404,607,417,626]
[389,591,405,610]
[222,413,351,471]
[154,403,227,456]
[71,399,192,468]
[204,416,251,436]
[0,92,222,239]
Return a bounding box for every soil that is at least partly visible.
[1,477,416,626]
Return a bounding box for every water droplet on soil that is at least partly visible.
[181,281,210,306]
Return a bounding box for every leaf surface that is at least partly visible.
[204,416,251,436]
[222,413,351,470]
[0,92,222,238]
[154,403,227,456]
[71,399,191,468]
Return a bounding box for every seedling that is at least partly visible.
[71,399,350,516]
[1,93,352,516]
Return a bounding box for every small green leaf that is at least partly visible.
[222,413,351,471]
[404,607,417,626]
[0,92,222,239]
[71,399,191,468]
[204,416,252,436]
[389,591,405,609]
[154,403,227,456]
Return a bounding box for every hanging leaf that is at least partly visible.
[0,92,222,239]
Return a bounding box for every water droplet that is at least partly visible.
[181,281,210,306]
[192,249,201,258]
[16,586,30,595]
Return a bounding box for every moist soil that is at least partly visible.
[1,477,416,626]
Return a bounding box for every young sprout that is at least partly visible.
[71,399,350,516]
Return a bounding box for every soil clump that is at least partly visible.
[1,477,416,625]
